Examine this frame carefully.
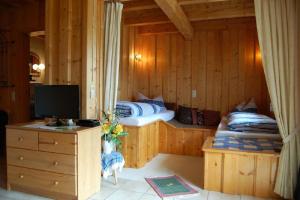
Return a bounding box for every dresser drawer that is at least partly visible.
[7,166,76,196]
[6,129,38,150]
[7,148,76,175]
[39,132,77,155]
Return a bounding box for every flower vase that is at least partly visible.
[103,140,114,155]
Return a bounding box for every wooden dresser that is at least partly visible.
[6,123,102,200]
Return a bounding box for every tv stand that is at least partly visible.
[6,122,102,200]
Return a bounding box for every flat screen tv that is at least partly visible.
[34,85,80,120]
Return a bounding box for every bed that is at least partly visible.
[117,100,176,168]
[202,113,282,198]
[119,110,175,127]
[117,101,216,167]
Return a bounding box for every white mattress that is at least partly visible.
[216,117,282,139]
[119,110,175,127]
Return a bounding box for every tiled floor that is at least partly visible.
[0,154,273,200]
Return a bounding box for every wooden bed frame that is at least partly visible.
[121,120,216,168]
[121,121,160,168]
[202,137,280,198]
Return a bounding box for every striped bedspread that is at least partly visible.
[116,101,161,117]
[213,135,282,152]
[227,112,279,134]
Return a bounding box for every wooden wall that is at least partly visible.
[45,0,104,118]
[119,18,270,115]
[0,1,45,123]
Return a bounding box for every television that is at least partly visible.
[34,85,80,120]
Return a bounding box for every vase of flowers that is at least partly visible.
[100,110,128,154]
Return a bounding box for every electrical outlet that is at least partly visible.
[192,90,197,98]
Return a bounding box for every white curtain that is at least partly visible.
[254,0,300,199]
[103,2,123,112]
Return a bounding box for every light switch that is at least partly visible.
[192,90,197,98]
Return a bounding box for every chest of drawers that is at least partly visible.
[6,124,101,200]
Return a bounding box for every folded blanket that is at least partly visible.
[227,112,279,134]
[116,101,161,117]
[213,135,282,152]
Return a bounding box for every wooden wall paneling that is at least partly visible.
[58,0,72,84]
[158,34,171,103]
[45,0,103,118]
[12,33,30,123]
[119,25,129,100]
[71,0,83,86]
[220,30,230,114]
[244,28,256,104]
[237,28,247,106]
[119,18,270,115]
[154,35,166,98]
[146,35,156,98]
[45,0,59,84]
[192,31,207,109]
[0,1,44,123]
[206,31,222,111]
[168,34,178,103]
[119,25,136,101]
[228,28,240,110]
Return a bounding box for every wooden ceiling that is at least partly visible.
[121,0,255,39]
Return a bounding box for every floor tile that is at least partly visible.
[138,193,161,200]
[88,186,117,200]
[241,195,272,200]
[146,187,158,196]
[101,177,129,190]
[0,154,271,200]
[208,191,240,200]
[120,180,150,193]
[105,189,143,200]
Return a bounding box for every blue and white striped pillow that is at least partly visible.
[137,94,166,112]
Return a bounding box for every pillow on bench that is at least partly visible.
[176,106,220,126]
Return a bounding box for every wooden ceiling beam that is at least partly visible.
[123,0,254,26]
[153,0,193,39]
[183,0,255,21]
[177,0,229,6]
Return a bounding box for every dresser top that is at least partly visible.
[6,121,101,134]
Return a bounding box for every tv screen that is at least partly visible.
[34,85,80,119]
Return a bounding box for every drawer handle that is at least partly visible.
[19,174,24,179]
[53,161,59,166]
[18,137,24,142]
[53,181,59,186]
[19,156,24,161]
[54,141,58,145]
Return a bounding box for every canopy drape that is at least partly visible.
[103,2,123,112]
[254,0,300,199]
